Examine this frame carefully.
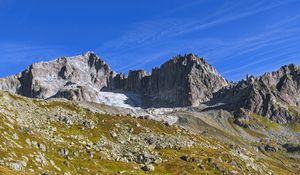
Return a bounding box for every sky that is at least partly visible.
[0,0,300,81]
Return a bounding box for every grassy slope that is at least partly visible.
[0,91,299,174]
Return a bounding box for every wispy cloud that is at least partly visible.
[221,51,300,75]
[0,42,67,77]
[96,0,299,75]
[99,0,295,51]
[181,0,296,34]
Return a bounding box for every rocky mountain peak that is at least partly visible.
[0,52,114,102]
[108,53,228,107]
[0,52,229,108]
[209,63,300,124]
[168,53,217,73]
[279,63,299,72]
[2,51,298,123]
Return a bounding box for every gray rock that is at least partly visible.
[180,155,190,161]
[191,157,202,163]
[25,138,31,146]
[141,164,155,171]
[109,54,228,107]
[136,153,155,164]
[83,120,95,129]
[264,145,278,152]
[12,133,19,140]
[38,143,47,152]
[9,161,26,171]
[35,153,48,165]
[154,157,163,164]
[59,148,69,157]
[0,53,228,108]
[209,64,300,123]
[259,144,278,152]
[110,132,117,138]
[282,144,300,153]
[208,157,214,163]
[0,51,114,102]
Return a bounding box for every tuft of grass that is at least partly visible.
[34,100,81,113]
[0,166,33,175]
[250,113,280,130]
[290,121,300,132]
[243,128,266,138]
[288,105,299,117]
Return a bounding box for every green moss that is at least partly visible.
[34,100,81,113]
[0,166,33,175]
[288,105,299,117]
[155,146,250,174]
[290,121,300,132]
[243,128,266,138]
[250,113,280,130]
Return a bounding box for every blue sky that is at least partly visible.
[0,0,300,81]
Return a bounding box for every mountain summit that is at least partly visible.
[0,52,228,107]
[0,52,299,123]
[109,53,228,107]
[0,52,114,102]
[209,63,300,124]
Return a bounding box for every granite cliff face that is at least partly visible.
[0,52,114,102]
[0,52,299,123]
[109,54,228,107]
[209,64,300,123]
[0,52,228,107]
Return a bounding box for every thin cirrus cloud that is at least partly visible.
[207,27,300,62]
[207,14,300,75]
[0,43,66,77]
[1,0,299,81]
[205,30,300,79]
[97,0,299,80]
[100,0,295,52]
[181,0,296,35]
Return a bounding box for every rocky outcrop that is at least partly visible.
[209,64,300,123]
[109,54,228,107]
[0,53,227,107]
[109,70,150,92]
[0,52,114,102]
[1,51,299,121]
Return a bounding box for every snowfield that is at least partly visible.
[93,91,179,125]
[96,91,141,109]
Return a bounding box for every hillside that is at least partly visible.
[0,90,299,174]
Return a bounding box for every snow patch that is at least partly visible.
[96,91,141,109]
[93,91,179,125]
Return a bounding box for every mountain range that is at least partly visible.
[0,52,299,174]
[1,51,299,123]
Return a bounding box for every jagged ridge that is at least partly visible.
[0,51,299,123]
[0,52,114,102]
[0,52,228,108]
[108,53,228,107]
[209,64,300,124]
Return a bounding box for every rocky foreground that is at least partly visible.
[0,91,299,175]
